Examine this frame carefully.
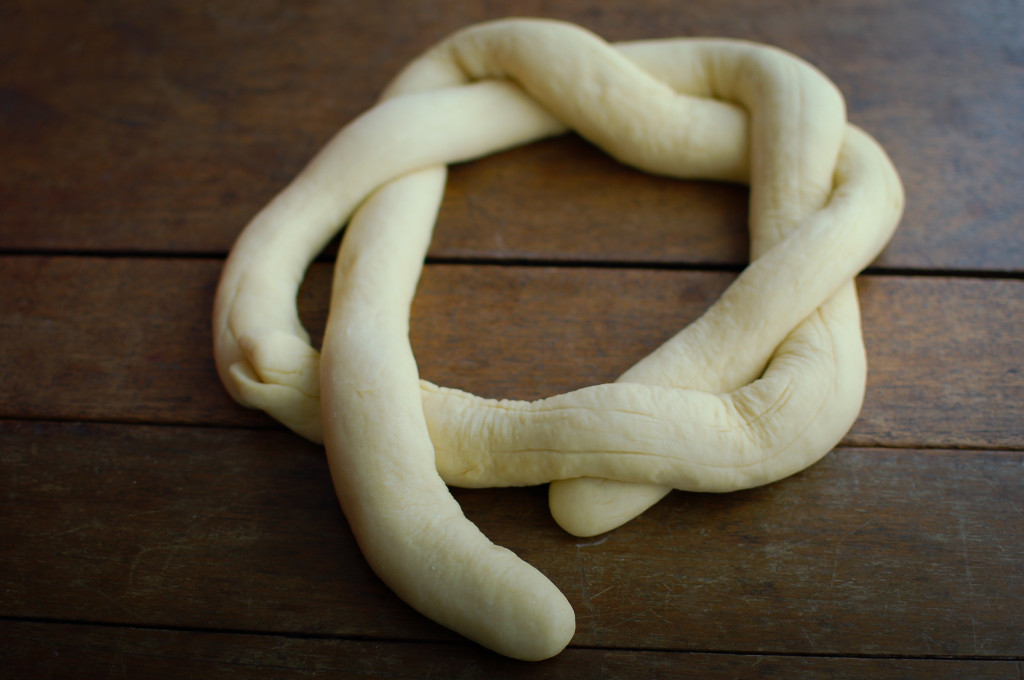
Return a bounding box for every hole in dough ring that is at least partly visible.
[213,18,903,661]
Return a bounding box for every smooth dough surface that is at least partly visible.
[212,18,903,659]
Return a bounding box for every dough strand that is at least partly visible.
[212,18,903,659]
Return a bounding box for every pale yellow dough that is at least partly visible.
[213,18,903,660]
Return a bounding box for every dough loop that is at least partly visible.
[213,18,903,660]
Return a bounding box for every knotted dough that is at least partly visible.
[213,18,903,660]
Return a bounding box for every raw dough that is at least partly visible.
[213,18,903,660]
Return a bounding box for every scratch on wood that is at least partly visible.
[958,513,979,654]
[575,546,599,641]
[574,534,611,548]
[82,582,141,621]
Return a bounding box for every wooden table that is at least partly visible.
[2,1,1022,677]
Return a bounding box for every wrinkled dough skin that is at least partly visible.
[212,18,903,659]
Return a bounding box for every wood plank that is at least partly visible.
[2,257,1022,449]
[1,0,1020,271]
[2,621,1020,680]
[855,274,1024,449]
[0,256,245,426]
[2,421,1021,657]
[0,0,388,256]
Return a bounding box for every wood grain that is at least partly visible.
[2,421,1021,658]
[3,621,1021,680]
[2,257,1021,449]
[1,0,1020,675]
[1,0,1020,270]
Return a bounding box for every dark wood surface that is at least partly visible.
[2,1,1021,677]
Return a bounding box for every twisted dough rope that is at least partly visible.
[213,19,903,660]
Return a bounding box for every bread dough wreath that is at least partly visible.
[213,19,903,661]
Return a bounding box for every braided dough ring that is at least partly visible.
[213,19,903,660]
